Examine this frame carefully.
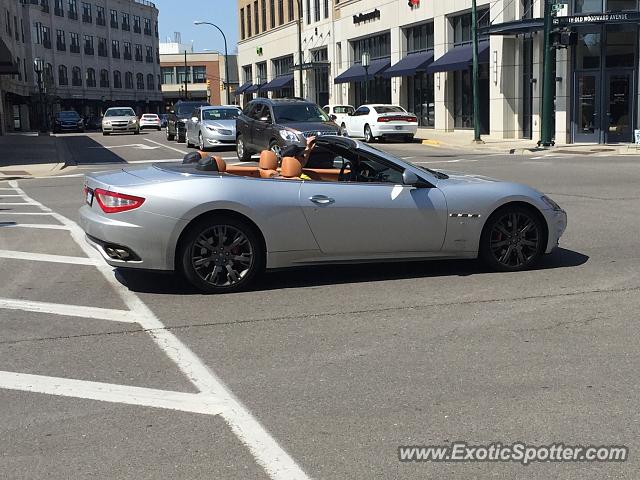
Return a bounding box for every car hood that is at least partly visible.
[202,120,236,130]
[437,171,500,184]
[104,116,136,122]
[279,121,340,134]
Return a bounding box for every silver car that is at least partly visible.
[185,105,241,151]
[79,136,567,293]
[102,107,140,135]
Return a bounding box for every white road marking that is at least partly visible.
[7,180,311,480]
[127,158,183,164]
[0,297,138,323]
[0,212,54,215]
[0,371,225,416]
[0,249,95,266]
[0,202,37,206]
[144,138,189,155]
[413,159,478,164]
[401,156,414,160]
[0,223,70,230]
[0,188,18,191]
[0,194,22,197]
[89,144,160,151]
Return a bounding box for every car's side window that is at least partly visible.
[355,156,405,184]
[354,107,369,116]
[243,104,255,117]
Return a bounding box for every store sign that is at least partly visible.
[553,12,640,26]
[353,9,380,24]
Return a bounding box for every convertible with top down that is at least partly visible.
[79,136,567,293]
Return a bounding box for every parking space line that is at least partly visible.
[0,297,138,323]
[0,371,225,416]
[8,180,310,480]
[0,194,22,197]
[0,212,54,215]
[144,138,189,155]
[0,223,70,230]
[0,202,38,206]
[0,249,95,266]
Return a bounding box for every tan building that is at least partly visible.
[159,49,238,109]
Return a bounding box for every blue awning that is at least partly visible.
[245,82,266,94]
[234,81,253,96]
[426,41,490,74]
[334,58,390,84]
[262,74,294,91]
[382,51,434,78]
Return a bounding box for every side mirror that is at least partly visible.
[329,114,337,121]
[402,170,431,188]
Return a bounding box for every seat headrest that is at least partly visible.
[259,150,278,171]
[196,155,222,172]
[211,156,227,172]
[281,156,302,178]
[183,151,206,164]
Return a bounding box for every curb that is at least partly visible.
[0,162,66,180]
[421,139,441,146]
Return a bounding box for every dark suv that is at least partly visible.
[235,98,340,161]
[166,100,209,142]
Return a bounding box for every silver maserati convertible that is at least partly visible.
[79,136,567,293]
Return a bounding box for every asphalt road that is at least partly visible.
[1,130,639,479]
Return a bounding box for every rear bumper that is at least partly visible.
[372,124,418,136]
[140,122,160,129]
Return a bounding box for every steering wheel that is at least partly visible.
[339,160,353,182]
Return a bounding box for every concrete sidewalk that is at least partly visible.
[0,133,70,179]
[415,128,640,155]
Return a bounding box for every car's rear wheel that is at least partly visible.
[480,205,545,272]
[339,123,347,136]
[236,134,252,161]
[166,125,174,141]
[198,133,206,151]
[179,216,264,293]
[404,134,414,143]
[364,124,374,143]
[186,132,194,148]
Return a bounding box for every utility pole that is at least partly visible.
[296,0,304,98]
[539,0,555,147]
[184,50,188,100]
[193,21,231,104]
[362,52,370,104]
[471,0,483,143]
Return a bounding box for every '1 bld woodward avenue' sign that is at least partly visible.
[553,12,640,26]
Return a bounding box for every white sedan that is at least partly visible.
[341,104,418,143]
[323,104,354,130]
[140,113,161,131]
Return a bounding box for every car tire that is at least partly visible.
[479,205,545,272]
[339,123,348,136]
[134,129,140,135]
[157,126,161,131]
[236,134,252,161]
[178,215,264,294]
[166,125,175,141]
[405,134,414,143]
[199,133,206,151]
[186,133,194,148]
[364,124,375,143]
[102,131,109,136]
[268,140,282,158]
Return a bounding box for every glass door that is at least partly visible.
[573,72,600,143]
[604,71,633,143]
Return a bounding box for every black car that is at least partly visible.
[53,111,84,133]
[166,100,209,142]
[235,98,340,161]
[85,116,103,130]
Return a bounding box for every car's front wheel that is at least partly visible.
[479,205,545,272]
[179,215,264,293]
[166,125,175,141]
[236,134,252,161]
[199,132,206,151]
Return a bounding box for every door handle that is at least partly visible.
[309,195,335,206]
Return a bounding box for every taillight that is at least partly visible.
[94,188,145,213]
[377,116,390,123]
[407,116,418,123]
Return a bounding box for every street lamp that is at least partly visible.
[33,58,47,133]
[361,52,370,104]
[194,20,230,104]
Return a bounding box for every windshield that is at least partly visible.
[374,106,406,114]
[358,143,449,180]
[202,108,240,121]
[57,111,80,119]
[177,103,207,115]
[334,106,354,114]
[105,108,135,117]
[273,104,330,123]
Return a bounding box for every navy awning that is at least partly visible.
[262,74,294,91]
[483,18,544,36]
[234,81,253,96]
[334,58,390,84]
[244,82,266,94]
[426,41,490,74]
[383,51,434,78]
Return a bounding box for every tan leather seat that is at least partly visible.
[258,150,279,178]
[281,156,303,179]
[211,156,227,172]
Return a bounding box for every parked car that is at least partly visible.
[159,114,168,128]
[166,100,210,142]
[85,116,103,131]
[101,107,140,135]
[80,135,567,294]
[341,104,418,142]
[323,104,355,130]
[186,105,241,151]
[236,98,340,160]
[53,111,84,133]
[140,113,161,131]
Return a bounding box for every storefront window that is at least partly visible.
[351,33,392,105]
[352,33,391,61]
[573,0,603,13]
[576,31,601,69]
[607,0,637,11]
[407,23,433,53]
[407,73,434,127]
[452,10,488,45]
[606,26,636,68]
